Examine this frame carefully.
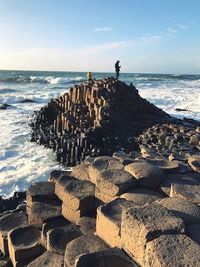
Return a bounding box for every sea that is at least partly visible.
[0,70,200,198]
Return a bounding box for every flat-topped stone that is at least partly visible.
[88,157,124,184]
[47,224,82,255]
[96,169,136,197]
[8,225,44,267]
[26,182,57,207]
[41,215,70,248]
[55,176,95,212]
[28,202,61,228]
[96,199,132,248]
[75,249,138,267]
[121,202,185,266]
[145,234,200,266]
[95,188,117,205]
[64,234,109,267]
[188,155,200,173]
[48,170,70,183]
[70,162,90,181]
[156,197,200,225]
[120,187,164,206]
[124,162,165,189]
[77,216,96,235]
[0,212,28,255]
[159,173,200,196]
[170,183,200,204]
[27,251,64,267]
[140,146,160,158]
[146,158,180,173]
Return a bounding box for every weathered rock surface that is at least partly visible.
[64,234,109,267]
[0,212,28,255]
[26,182,57,207]
[27,251,64,267]
[41,215,70,248]
[48,170,70,183]
[96,199,132,248]
[146,158,179,173]
[156,197,200,225]
[120,187,164,206]
[77,216,96,235]
[75,249,138,267]
[28,202,61,228]
[121,202,185,266]
[47,224,82,255]
[170,182,200,204]
[188,154,200,173]
[145,234,200,267]
[55,175,95,212]
[88,157,124,184]
[96,169,136,197]
[8,225,44,267]
[124,162,165,189]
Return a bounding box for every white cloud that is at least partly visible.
[166,27,177,33]
[177,24,189,30]
[93,27,112,32]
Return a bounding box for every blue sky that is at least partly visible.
[0,0,200,73]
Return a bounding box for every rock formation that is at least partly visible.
[30,78,169,166]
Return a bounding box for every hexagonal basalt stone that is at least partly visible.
[188,155,200,174]
[28,202,61,228]
[75,249,138,267]
[55,176,95,213]
[124,162,165,189]
[27,251,64,267]
[170,182,200,204]
[0,212,28,255]
[8,225,44,267]
[77,216,96,235]
[96,169,136,197]
[41,215,70,248]
[48,170,70,183]
[156,197,200,225]
[64,235,109,267]
[121,202,185,266]
[70,162,91,181]
[26,182,57,207]
[120,187,164,206]
[47,224,82,255]
[88,157,124,184]
[96,199,132,248]
[145,234,200,266]
[146,158,179,174]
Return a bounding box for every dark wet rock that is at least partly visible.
[7,225,44,266]
[64,234,109,267]
[27,251,64,267]
[48,170,71,183]
[41,215,70,248]
[0,104,11,110]
[75,249,138,267]
[47,224,82,255]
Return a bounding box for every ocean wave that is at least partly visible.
[0,95,48,105]
[0,88,17,94]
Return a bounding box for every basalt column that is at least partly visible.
[31,78,169,166]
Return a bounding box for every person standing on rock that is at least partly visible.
[87,72,93,84]
[115,60,121,80]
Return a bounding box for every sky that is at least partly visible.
[0,0,200,74]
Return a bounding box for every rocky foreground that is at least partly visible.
[1,78,200,266]
[0,121,200,266]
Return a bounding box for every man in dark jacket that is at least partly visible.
[115,60,121,79]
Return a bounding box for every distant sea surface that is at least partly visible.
[0,70,200,197]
